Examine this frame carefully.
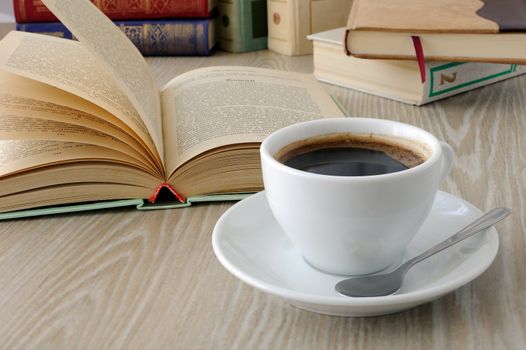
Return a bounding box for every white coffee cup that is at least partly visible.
[260,118,454,275]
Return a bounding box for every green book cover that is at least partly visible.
[0,193,253,221]
[218,0,267,53]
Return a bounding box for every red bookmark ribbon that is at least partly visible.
[411,36,426,83]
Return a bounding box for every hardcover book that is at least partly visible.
[14,0,217,22]
[217,0,267,53]
[345,0,526,63]
[310,28,526,105]
[17,19,217,56]
[0,0,344,217]
[267,0,351,56]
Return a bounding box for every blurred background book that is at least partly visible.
[14,0,216,21]
[217,0,267,53]
[13,0,218,56]
[16,19,216,56]
[267,0,351,56]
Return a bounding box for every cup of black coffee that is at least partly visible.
[260,118,453,275]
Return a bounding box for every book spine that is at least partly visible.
[14,0,214,23]
[421,62,525,105]
[240,0,268,52]
[267,0,311,56]
[16,22,75,39]
[218,0,267,53]
[16,19,215,56]
[217,0,242,52]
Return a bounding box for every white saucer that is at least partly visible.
[212,191,499,317]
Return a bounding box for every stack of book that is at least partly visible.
[308,0,526,105]
[14,0,217,56]
[309,28,525,105]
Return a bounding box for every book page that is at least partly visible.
[0,70,162,170]
[0,92,140,153]
[0,140,142,177]
[161,66,345,175]
[0,86,156,165]
[0,31,159,162]
[0,71,144,147]
[0,111,153,169]
[41,0,163,160]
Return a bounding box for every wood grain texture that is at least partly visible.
[1,50,525,349]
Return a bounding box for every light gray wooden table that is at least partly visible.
[0,50,524,349]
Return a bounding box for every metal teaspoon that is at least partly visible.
[335,207,511,298]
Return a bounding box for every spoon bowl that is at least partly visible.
[335,207,511,297]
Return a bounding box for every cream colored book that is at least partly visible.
[267,0,351,56]
[0,0,344,215]
[309,28,526,105]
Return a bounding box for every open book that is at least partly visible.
[0,0,344,217]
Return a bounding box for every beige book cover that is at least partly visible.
[267,0,351,56]
[345,0,526,63]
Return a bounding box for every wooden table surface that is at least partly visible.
[1,51,525,349]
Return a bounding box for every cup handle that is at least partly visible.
[439,142,454,183]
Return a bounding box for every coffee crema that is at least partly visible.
[275,132,430,177]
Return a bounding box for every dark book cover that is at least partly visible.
[16,19,216,56]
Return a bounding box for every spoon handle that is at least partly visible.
[402,207,511,269]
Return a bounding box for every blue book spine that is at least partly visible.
[16,19,216,56]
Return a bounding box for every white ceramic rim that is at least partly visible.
[212,191,499,307]
[260,117,443,183]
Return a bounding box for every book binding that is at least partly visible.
[217,0,268,53]
[0,193,253,221]
[149,182,185,203]
[16,19,216,56]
